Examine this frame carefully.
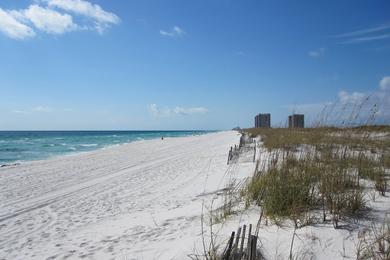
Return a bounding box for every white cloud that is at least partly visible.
[173,106,208,115]
[148,104,174,117]
[149,104,159,116]
[0,8,35,39]
[160,26,185,37]
[148,104,208,117]
[11,106,52,114]
[308,47,325,58]
[335,78,390,123]
[331,23,390,45]
[338,90,366,104]
[341,33,390,44]
[45,0,120,33]
[340,78,390,122]
[19,5,76,34]
[0,0,119,39]
[380,76,390,91]
[32,105,52,112]
[332,23,390,38]
[285,76,390,125]
[11,110,30,114]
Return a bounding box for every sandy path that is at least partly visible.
[0,131,251,260]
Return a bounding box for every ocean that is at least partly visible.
[0,130,213,165]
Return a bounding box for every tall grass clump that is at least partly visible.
[247,148,369,228]
[248,152,321,226]
[318,159,365,228]
[248,156,317,227]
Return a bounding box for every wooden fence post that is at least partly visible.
[250,235,257,260]
[223,231,235,260]
[246,224,252,259]
[232,226,241,259]
[239,225,246,259]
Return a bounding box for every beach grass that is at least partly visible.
[243,125,390,228]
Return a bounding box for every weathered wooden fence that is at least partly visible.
[228,134,256,165]
[221,224,260,260]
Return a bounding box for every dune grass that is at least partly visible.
[243,126,390,228]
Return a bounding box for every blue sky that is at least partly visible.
[0,0,389,130]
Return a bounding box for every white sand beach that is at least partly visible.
[0,131,254,260]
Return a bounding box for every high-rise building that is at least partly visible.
[254,113,271,128]
[288,114,304,128]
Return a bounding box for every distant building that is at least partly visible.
[255,113,271,128]
[288,114,305,128]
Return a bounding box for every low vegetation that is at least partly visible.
[243,126,390,229]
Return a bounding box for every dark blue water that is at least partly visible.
[0,131,213,165]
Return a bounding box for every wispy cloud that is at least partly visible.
[160,26,185,37]
[0,0,119,39]
[332,22,390,45]
[148,104,208,117]
[341,33,390,44]
[332,23,390,38]
[11,110,31,114]
[173,107,208,115]
[308,47,326,58]
[32,106,52,112]
[11,106,52,114]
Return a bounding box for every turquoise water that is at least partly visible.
[0,131,213,165]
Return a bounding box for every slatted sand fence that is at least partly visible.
[221,224,262,260]
[228,133,257,165]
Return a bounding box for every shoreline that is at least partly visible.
[0,130,219,167]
